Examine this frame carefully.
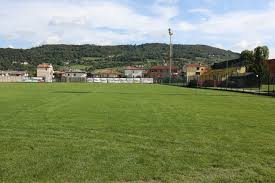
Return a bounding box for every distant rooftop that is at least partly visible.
[212,59,243,70]
[0,70,28,74]
[186,64,201,68]
[37,63,52,68]
[124,66,145,71]
[150,66,178,70]
[65,69,86,73]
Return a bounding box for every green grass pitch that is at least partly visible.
[0,83,274,183]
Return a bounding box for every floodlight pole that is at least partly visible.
[168,28,173,84]
[267,61,271,95]
[226,60,229,90]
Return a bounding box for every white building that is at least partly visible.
[63,70,87,78]
[124,66,145,78]
[37,63,54,82]
[0,71,28,77]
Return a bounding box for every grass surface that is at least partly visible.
[0,84,274,183]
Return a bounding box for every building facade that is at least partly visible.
[124,66,145,78]
[269,59,275,79]
[185,64,208,83]
[147,66,178,79]
[199,66,246,87]
[37,63,54,82]
[0,71,28,77]
[91,68,122,78]
[63,70,87,78]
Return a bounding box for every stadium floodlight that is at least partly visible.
[168,28,173,84]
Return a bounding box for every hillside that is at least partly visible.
[0,44,240,71]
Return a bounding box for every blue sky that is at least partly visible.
[0,0,275,57]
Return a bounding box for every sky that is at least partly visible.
[0,0,275,57]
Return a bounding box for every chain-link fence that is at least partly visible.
[156,76,186,86]
[189,71,275,96]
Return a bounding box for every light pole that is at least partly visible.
[226,60,229,90]
[268,60,271,95]
[168,28,173,84]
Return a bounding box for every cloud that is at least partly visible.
[188,8,210,14]
[0,0,274,59]
[186,1,275,55]
[177,22,196,31]
[231,40,263,52]
[152,0,179,20]
[269,48,275,58]
[0,0,180,47]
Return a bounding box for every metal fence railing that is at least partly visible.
[188,74,275,96]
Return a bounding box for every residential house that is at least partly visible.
[37,63,54,82]
[184,64,208,83]
[147,66,178,79]
[124,66,145,78]
[199,59,247,87]
[61,70,87,82]
[63,70,87,78]
[0,71,28,77]
[91,68,122,78]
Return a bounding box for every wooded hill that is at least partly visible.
[0,43,240,71]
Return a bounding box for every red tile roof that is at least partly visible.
[37,63,52,68]
[150,66,178,70]
[186,64,200,67]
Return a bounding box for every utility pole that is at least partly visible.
[168,28,173,84]
[268,60,271,95]
[226,60,229,89]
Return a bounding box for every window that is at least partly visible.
[74,74,76,77]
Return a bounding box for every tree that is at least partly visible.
[241,46,269,89]
[240,50,254,65]
[254,46,269,80]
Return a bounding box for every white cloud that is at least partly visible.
[269,48,275,58]
[189,8,210,14]
[177,22,196,31]
[0,0,180,46]
[186,2,275,54]
[231,40,263,52]
[152,0,179,20]
[0,0,274,57]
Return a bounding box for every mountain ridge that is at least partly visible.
[0,43,240,71]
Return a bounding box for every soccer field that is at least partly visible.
[0,83,274,183]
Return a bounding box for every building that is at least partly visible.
[53,71,65,82]
[147,66,178,79]
[91,68,122,78]
[0,71,28,82]
[199,59,247,87]
[124,66,145,78]
[61,70,87,82]
[37,63,54,82]
[268,59,275,79]
[0,71,28,77]
[186,59,275,88]
[63,70,87,78]
[184,64,208,83]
